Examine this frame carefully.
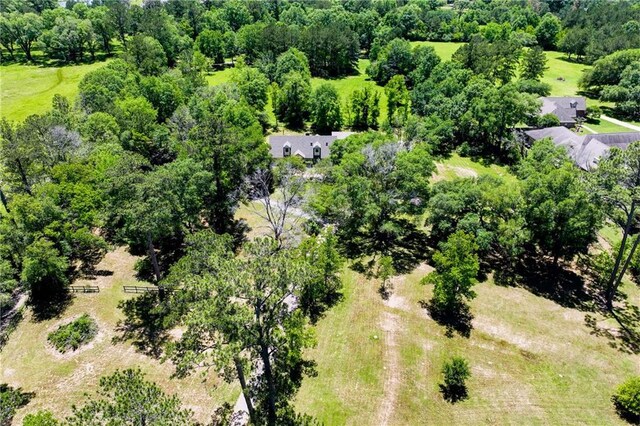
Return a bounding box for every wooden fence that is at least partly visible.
[122,286,160,294]
[70,285,100,293]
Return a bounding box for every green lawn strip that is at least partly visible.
[410,40,464,61]
[435,153,518,184]
[1,61,109,122]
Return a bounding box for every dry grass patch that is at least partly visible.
[0,247,236,424]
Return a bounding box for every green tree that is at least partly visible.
[423,231,479,319]
[310,83,342,135]
[535,13,561,49]
[12,12,43,61]
[221,0,253,31]
[23,410,59,426]
[520,46,548,81]
[602,61,640,120]
[124,34,167,76]
[440,356,471,403]
[21,238,69,304]
[519,139,601,266]
[311,140,434,266]
[367,38,414,85]
[167,234,327,425]
[348,86,380,131]
[231,64,270,111]
[275,71,311,129]
[594,142,640,310]
[558,27,590,61]
[139,74,185,123]
[612,376,640,423]
[87,6,114,55]
[80,112,120,147]
[274,47,311,85]
[195,29,224,64]
[66,369,193,425]
[384,75,410,126]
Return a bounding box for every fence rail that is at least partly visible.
[70,285,100,293]
[122,286,160,294]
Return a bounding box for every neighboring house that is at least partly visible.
[269,132,354,162]
[539,96,587,127]
[525,126,640,170]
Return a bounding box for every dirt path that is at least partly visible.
[601,115,640,132]
[377,310,401,426]
[0,292,28,331]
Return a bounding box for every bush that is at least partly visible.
[586,105,603,120]
[612,377,640,423]
[537,113,561,128]
[23,410,59,426]
[0,383,33,426]
[440,356,471,403]
[47,314,98,353]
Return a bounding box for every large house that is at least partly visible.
[525,126,640,170]
[269,132,354,162]
[539,96,587,127]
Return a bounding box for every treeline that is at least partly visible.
[2,0,636,70]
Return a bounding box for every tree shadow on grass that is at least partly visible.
[506,256,595,312]
[419,299,473,338]
[584,298,640,355]
[112,292,170,359]
[439,383,469,404]
[29,286,73,322]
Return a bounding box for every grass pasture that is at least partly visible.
[0,61,109,122]
[0,247,236,424]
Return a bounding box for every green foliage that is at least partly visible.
[167,234,331,424]
[21,237,69,298]
[519,139,601,265]
[274,48,311,86]
[124,35,168,76]
[580,49,640,92]
[274,71,311,129]
[612,377,640,423]
[195,29,224,64]
[535,13,561,49]
[47,313,98,353]
[384,75,409,126]
[601,61,640,120]
[537,113,561,128]
[367,38,413,85]
[347,86,380,131]
[66,369,194,425]
[520,46,547,81]
[440,356,471,403]
[23,410,59,426]
[310,83,342,135]
[232,64,269,111]
[311,139,434,265]
[424,231,479,315]
[0,383,33,426]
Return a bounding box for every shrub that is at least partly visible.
[440,356,471,403]
[23,410,59,426]
[537,113,561,128]
[586,105,603,120]
[47,314,98,353]
[0,384,33,426]
[612,377,640,423]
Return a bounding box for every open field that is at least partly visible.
[0,61,109,122]
[1,247,236,424]
[412,41,465,60]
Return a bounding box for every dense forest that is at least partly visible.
[1,0,640,425]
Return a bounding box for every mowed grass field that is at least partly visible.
[0,61,109,122]
[294,157,640,425]
[1,248,236,424]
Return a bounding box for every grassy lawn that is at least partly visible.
[0,61,109,122]
[411,40,464,61]
[293,158,639,425]
[1,247,236,424]
[433,153,518,184]
[581,118,636,134]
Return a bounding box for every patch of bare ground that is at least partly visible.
[377,311,401,426]
[473,315,559,354]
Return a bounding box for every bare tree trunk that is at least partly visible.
[259,343,277,426]
[15,158,31,195]
[606,201,636,309]
[0,189,8,213]
[234,356,257,424]
[146,232,162,283]
[610,233,640,306]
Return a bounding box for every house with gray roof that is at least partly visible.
[539,96,586,127]
[525,126,640,170]
[268,132,354,162]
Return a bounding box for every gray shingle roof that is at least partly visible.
[269,135,336,159]
[584,132,640,149]
[524,126,613,170]
[540,96,586,124]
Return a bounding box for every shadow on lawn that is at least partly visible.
[419,299,473,339]
[113,292,170,359]
[501,256,595,312]
[584,299,640,355]
[29,287,73,322]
